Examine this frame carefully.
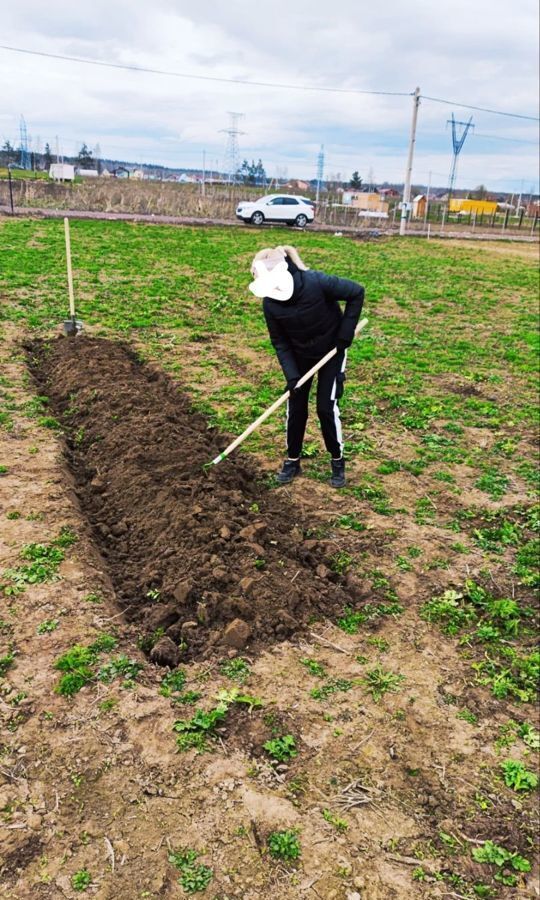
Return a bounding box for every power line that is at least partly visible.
[0,44,411,98]
[2,43,537,124]
[472,132,539,145]
[421,94,539,122]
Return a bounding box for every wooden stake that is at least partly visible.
[211,317,368,465]
[64,217,76,319]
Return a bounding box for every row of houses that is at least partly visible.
[49,164,214,183]
[340,190,537,219]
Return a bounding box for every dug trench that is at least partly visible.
[26,335,362,665]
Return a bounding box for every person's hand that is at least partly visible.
[336,336,352,350]
[287,377,299,392]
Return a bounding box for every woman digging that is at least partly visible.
[249,245,364,488]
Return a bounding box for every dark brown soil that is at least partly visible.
[27,336,359,660]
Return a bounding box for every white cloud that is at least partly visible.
[1,0,538,190]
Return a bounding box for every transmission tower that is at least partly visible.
[220,112,246,184]
[19,115,30,169]
[315,144,325,203]
[447,113,474,201]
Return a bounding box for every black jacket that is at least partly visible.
[263,269,364,381]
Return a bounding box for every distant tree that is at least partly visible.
[77,143,94,168]
[237,159,250,184]
[471,184,488,200]
[254,158,266,185]
[237,158,267,185]
[350,171,363,189]
[43,142,53,169]
[1,140,17,166]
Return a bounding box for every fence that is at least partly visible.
[0,176,538,237]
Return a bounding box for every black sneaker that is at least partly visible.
[277,458,301,484]
[330,457,346,488]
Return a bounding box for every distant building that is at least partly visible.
[342,191,389,214]
[449,198,497,215]
[49,163,75,182]
[412,194,427,218]
[285,179,310,191]
[379,188,400,198]
[131,168,146,180]
[111,166,130,179]
[76,168,98,178]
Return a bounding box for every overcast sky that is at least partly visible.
[1,0,539,191]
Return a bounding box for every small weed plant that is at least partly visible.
[472,841,530,886]
[500,759,538,792]
[1,528,77,596]
[54,634,119,696]
[300,657,326,677]
[322,808,348,832]
[310,678,354,700]
[363,666,405,702]
[267,830,301,862]
[219,657,251,683]
[338,601,403,634]
[160,668,187,696]
[168,848,213,894]
[71,869,92,892]
[37,619,59,634]
[263,734,297,762]
[174,689,263,752]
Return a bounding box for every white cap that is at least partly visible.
[249,259,294,301]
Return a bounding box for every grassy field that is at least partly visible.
[0,218,538,898]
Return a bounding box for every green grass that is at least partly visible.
[0,217,537,721]
[421,580,538,702]
[54,634,119,696]
[1,528,77,596]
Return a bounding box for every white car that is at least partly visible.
[236,194,315,228]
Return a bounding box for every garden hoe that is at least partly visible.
[62,217,83,337]
[211,317,368,466]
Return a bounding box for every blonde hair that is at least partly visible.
[250,245,309,276]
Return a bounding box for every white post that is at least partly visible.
[440,206,446,236]
[423,170,431,232]
[64,218,76,319]
[399,87,421,236]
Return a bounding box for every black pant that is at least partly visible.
[286,351,346,459]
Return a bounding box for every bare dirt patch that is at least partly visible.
[26,336,359,661]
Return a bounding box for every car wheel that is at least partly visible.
[251,211,265,225]
[295,214,308,228]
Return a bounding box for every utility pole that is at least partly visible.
[316,144,324,204]
[220,112,245,184]
[447,113,474,204]
[399,87,420,236]
[201,150,206,197]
